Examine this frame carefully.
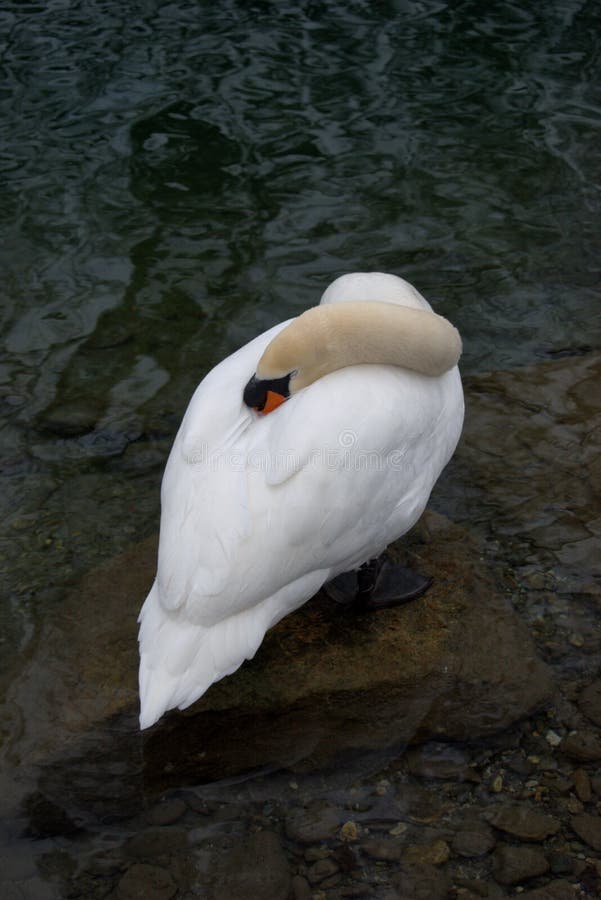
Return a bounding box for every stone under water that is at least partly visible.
[5,509,553,799]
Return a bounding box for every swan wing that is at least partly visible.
[255,363,463,568]
[153,321,291,616]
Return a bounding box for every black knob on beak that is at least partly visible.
[243,374,266,410]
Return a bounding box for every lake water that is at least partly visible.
[1,0,600,896]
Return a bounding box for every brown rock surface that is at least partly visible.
[570,812,601,851]
[144,510,554,787]
[561,731,601,762]
[484,803,561,842]
[571,768,592,803]
[203,831,291,900]
[4,503,555,800]
[451,824,496,858]
[403,838,450,866]
[116,863,177,900]
[393,862,449,900]
[360,838,403,861]
[578,680,601,727]
[285,804,341,844]
[518,879,578,899]
[492,844,550,885]
[6,512,554,795]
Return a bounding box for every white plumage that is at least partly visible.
[138,272,464,728]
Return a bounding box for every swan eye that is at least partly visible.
[243,372,292,414]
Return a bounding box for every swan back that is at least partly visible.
[320,272,432,311]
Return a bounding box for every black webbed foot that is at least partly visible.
[324,555,432,613]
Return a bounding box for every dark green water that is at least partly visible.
[1,0,600,895]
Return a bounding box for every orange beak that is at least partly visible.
[260,390,287,415]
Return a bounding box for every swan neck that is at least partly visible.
[257,301,462,390]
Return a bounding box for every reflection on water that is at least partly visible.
[1,0,600,896]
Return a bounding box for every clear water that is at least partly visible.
[1,0,600,894]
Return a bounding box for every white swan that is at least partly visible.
[138,272,464,729]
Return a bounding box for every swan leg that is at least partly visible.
[324,556,432,612]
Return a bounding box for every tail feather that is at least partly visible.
[137,569,330,729]
[138,584,267,729]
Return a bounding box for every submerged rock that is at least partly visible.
[484,803,560,842]
[578,680,601,727]
[285,804,342,844]
[6,506,553,801]
[116,863,177,900]
[393,862,449,900]
[492,844,550,885]
[570,812,601,852]
[561,731,601,762]
[141,511,554,786]
[459,350,601,593]
[451,825,496,858]
[203,831,291,900]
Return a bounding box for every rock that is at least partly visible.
[404,742,479,782]
[484,803,560,841]
[339,820,360,842]
[146,798,187,826]
[562,796,584,814]
[591,775,601,796]
[38,400,101,437]
[546,729,563,747]
[451,825,496,857]
[490,774,504,793]
[290,875,312,900]
[492,844,549,885]
[397,783,448,825]
[453,877,489,897]
[23,792,82,840]
[506,753,536,776]
[307,857,339,885]
[205,831,290,900]
[561,731,601,762]
[337,887,372,897]
[403,839,450,866]
[393,863,449,900]
[517,879,579,899]
[117,863,177,900]
[291,874,312,900]
[8,508,554,802]
[139,513,555,790]
[123,827,188,860]
[578,681,601,727]
[548,852,575,875]
[572,768,592,803]
[570,813,601,851]
[304,847,330,862]
[285,805,341,844]
[360,839,402,861]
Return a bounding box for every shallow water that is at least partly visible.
[1,0,600,896]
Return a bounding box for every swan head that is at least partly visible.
[242,306,328,414]
[243,369,296,414]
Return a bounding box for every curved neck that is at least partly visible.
[257,301,462,391]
